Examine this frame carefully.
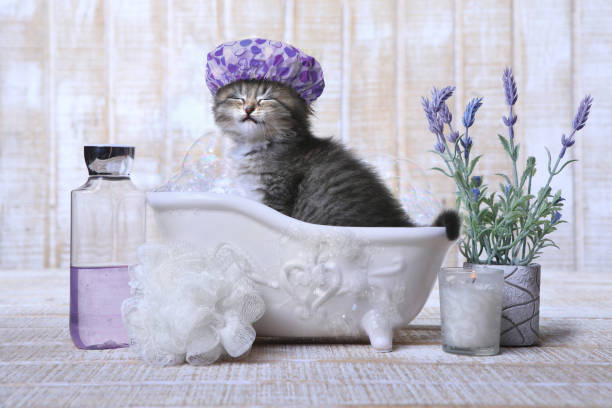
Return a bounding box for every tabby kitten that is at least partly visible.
[212,79,459,239]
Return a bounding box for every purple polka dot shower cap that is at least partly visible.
[206,38,325,104]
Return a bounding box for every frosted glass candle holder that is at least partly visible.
[439,266,504,356]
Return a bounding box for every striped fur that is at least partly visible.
[213,80,459,235]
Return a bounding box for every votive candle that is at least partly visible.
[439,266,504,356]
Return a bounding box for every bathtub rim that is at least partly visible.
[147,191,451,243]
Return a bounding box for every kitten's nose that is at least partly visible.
[244,105,255,115]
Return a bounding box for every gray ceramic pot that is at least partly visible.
[464,263,541,346]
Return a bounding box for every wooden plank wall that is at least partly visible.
[0,0,610,273]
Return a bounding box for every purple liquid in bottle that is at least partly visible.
[70,265,131,349]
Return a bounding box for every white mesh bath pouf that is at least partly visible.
[122,242,266,366]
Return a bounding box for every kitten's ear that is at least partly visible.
[214,87,228,102]
[214,82,238,104]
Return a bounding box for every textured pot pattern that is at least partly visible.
[465,263,541,346]
[498,264,541,346]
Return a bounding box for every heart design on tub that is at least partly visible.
[281,251,342,319]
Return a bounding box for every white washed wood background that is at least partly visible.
[0,0,610,273]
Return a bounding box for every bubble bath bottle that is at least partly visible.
[70,145,145,349]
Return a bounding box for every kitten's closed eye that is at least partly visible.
[225,97,275,106]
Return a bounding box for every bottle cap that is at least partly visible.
[84,145,134,176]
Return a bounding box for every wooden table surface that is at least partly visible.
[1,269,610,407]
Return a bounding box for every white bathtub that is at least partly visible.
[147,192,455,351]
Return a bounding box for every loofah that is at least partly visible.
[122,242,265,366]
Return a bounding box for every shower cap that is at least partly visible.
[205,38,325,104]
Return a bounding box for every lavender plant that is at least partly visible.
[422,68,592,265]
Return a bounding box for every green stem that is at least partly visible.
[495,155,562,255]
[521,227,527,260]
[463,127,470,167]
[509,105,519,189]
[527,167,533,195]
[530,155,562,220]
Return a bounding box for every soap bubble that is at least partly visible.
[155,131,244,194]
[180,131,225,176]
[157,135,442,224]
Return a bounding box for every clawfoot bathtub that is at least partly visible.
[147,192,455,351]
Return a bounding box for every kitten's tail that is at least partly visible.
[432,210,461,241]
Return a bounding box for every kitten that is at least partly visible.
[212,79,459,239]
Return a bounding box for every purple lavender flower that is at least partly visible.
[559,132,576,159]
[432,86,455,112]
[421,95,431,114]
[552,211,562,224]
[439,103,452,124]
[472,176,482,187]
[559,136,570,159]
[505,184,511,197]
[573,94,593,131]
[430,116,444,136]
[434,139,446,153]
[422,96,444,136]
[463,97,483,129]
[502,114,517,127]
[501,68,518,142]
[559,94,593,158]
[503,111,518,142]
[560,134,575,148]
[460,135,473,160]
[448,130,460,143]
[502,67,518,106]
[472,187,480,201]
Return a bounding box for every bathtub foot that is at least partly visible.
[361,310,394,352]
